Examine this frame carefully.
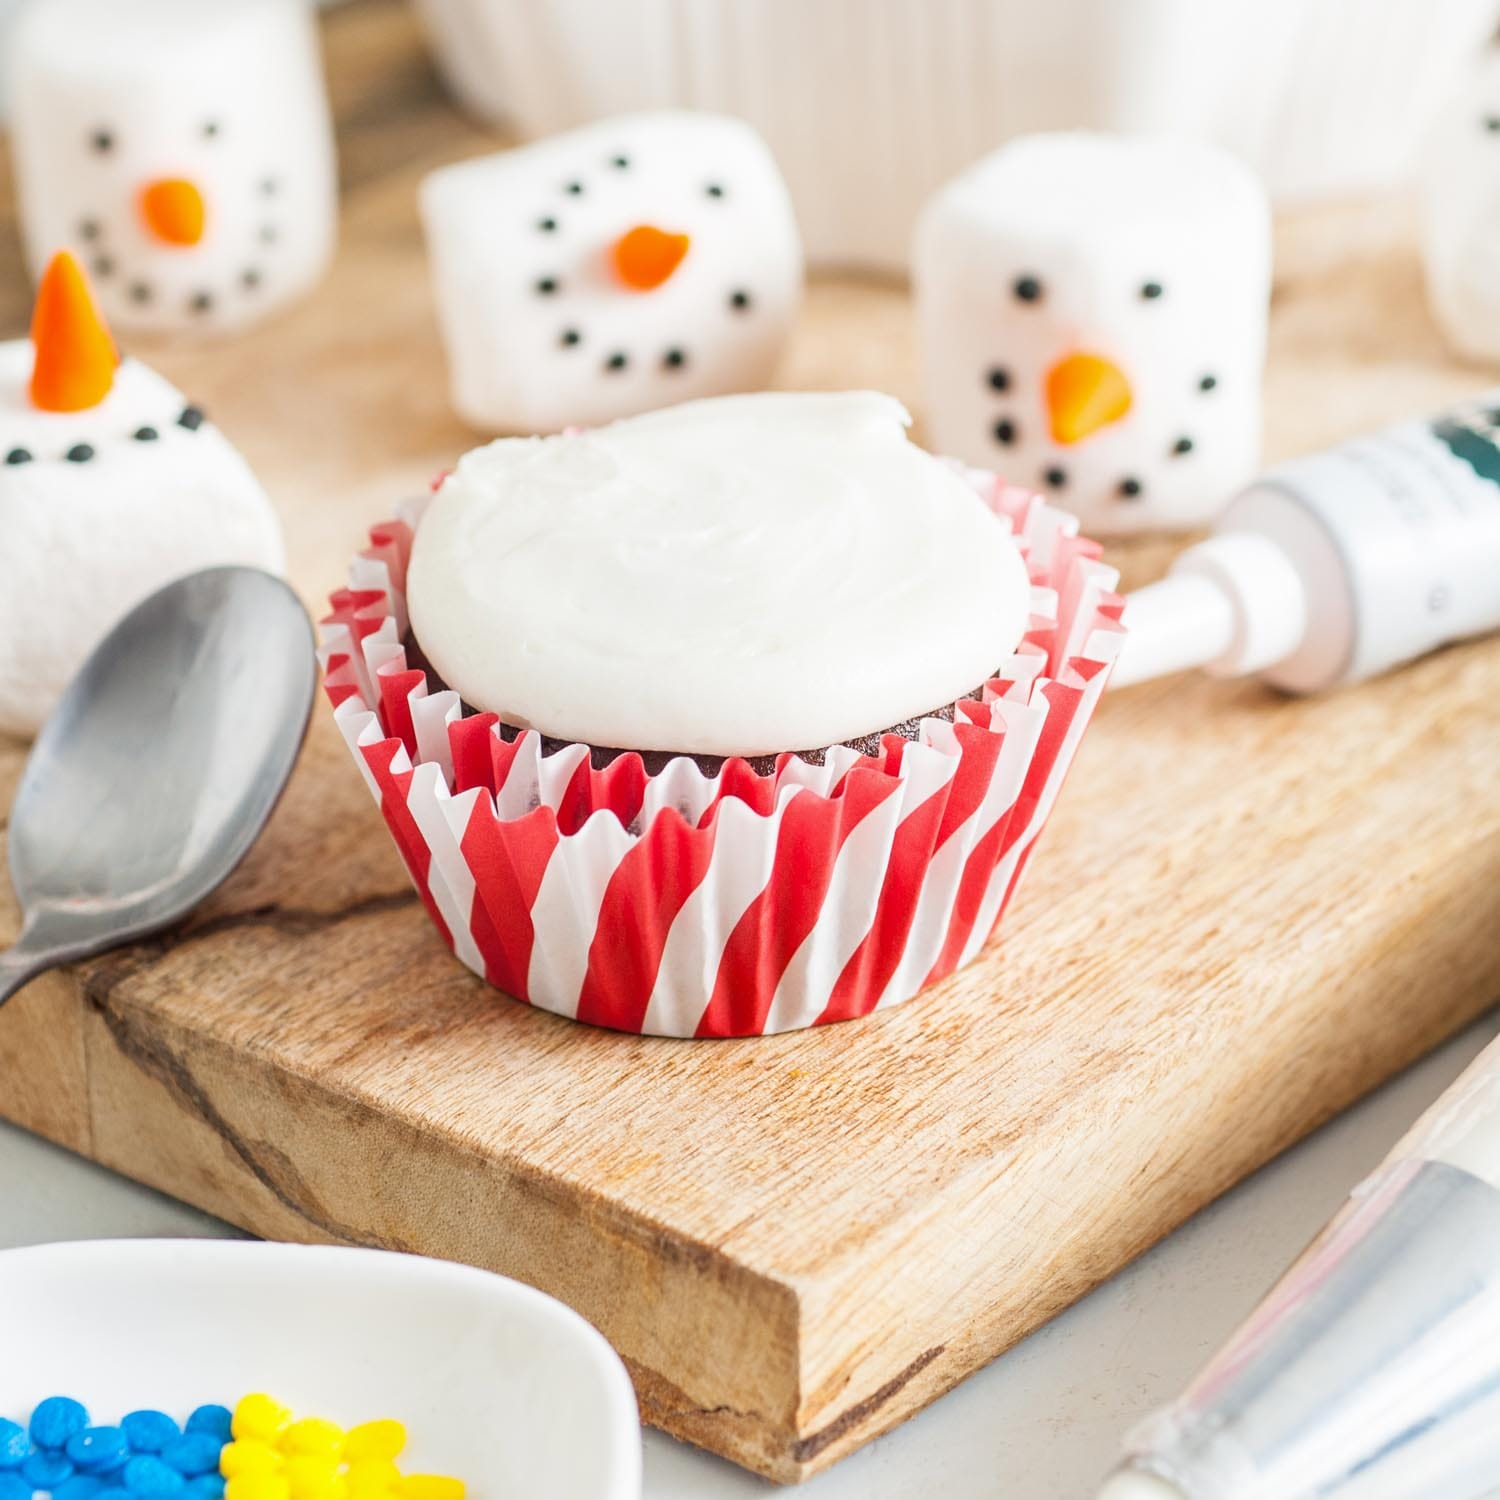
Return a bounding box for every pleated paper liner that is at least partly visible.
[320,469,1124,1037]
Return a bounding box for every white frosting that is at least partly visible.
[407,391,1031,757]
[0,343,284,737]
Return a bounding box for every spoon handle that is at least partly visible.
[0,945,54,1006]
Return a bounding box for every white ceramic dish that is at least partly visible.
[413,0,1500,270]
[0,1239,642,1500]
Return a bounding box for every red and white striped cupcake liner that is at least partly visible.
[320,470,1124,1037]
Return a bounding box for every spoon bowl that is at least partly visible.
[1,566,314,1001]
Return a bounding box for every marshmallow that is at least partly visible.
[420,111,803,433]
[8,0,337,339]
[1422,52,1500,365]
[0,253,284,737]
[915,133,1272,535]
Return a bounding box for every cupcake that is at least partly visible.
[322,391,1122,1037]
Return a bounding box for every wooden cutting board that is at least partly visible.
[2,0,1498,1483]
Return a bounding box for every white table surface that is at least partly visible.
[1,1012,1496,1499]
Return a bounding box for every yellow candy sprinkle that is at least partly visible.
[396,1478,464,1500]
[283,1455,344,1500]
[345,1461,400,1500]
[221,1442,286,1478]
[280,1419,345,1460]
[226,1474,292,1500]
[343,1422,405,1464]
[233,1396,293,1445]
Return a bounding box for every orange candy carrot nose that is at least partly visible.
[29,249,118,413]
[1045,352,1133,444]
[139,177,206,246]
[611,225,690,291]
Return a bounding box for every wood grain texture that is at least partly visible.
[2,0,1499,1483]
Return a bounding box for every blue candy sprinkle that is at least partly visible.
[57,1475,108,1500]
[0,1422,28,1469]
[67,1428,129,1475]
[121,1416,180,1459]
[158,1437,219,1479]
[0,1473,32,1500]
[122,1456,185,1498]
[24,1448,75,1487]
[181,1412,230,1446]
[185,1478,223,1500]
[31,1399,89,1452]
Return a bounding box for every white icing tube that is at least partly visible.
[1101,1032,1500,1499]
[1112,393,1500,692]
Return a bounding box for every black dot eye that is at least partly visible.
[178,405,205,431]
[604,352,628,372]
[6,448,32,465]
[202,120,220,140]
[534,276,560,296]
[1118,476,1143,498]
[537,216,558,233]
[609,154,630,170]
[1199,374,1218,392]
[986,367,1010,393]
[705,183,726,199]
[558,327,581,348]
[564,180,585,196]
[1012,275,1043,303]
[1043,465,1067,487]
[189,291,213,315]
[729,289,752,312]
[992,418,1017,446]
[1485,115,1500,132]
[1172,436,1194,456]
[65,444,95,464]
[91,128,114,154]
[133,426,159,443]
[662,347,687,370]
[78,218,100,241]
[1140,281,1165,300]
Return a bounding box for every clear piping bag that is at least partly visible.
[1101,1031,1500,1500]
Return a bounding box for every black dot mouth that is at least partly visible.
[1139,281,1165,300]
[608,154,630,170]
[128,282,152,304]
[985,366,1010,392]
[189,292,214,315]
[1485,115,1500,133]
[1198,374,1218,392]
[534,276,560,296]
[536,217,559,233]
[1171,436,1194,456]
[558,328,582,348]
[65,443,95,463]
[178,405,206,430]
[1012,275,1043,303]
[92,255,115,279]
[1043,465,1067,487]
[133,426,159,442]
[202,119,221,139]
[1118,476,1144,499]
[563,181,585,196]
[78,218,100,241]
[603,352,628,372]
[728,289,752,312]
[90,128,114,154]
[260,177,279,197]
[241,268,262,290]
[992,418,1017,446]
[662,347,687,370]
[705,183,726,199]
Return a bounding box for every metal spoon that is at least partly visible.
[0,567,315,1005]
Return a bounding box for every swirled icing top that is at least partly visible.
[406,391,1031,756]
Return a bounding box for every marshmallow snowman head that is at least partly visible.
[915,133,1271,536]
[1422,52,1500,365]
[8,0,337,339]
[421,111,803,433]
[0,252,284,737]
